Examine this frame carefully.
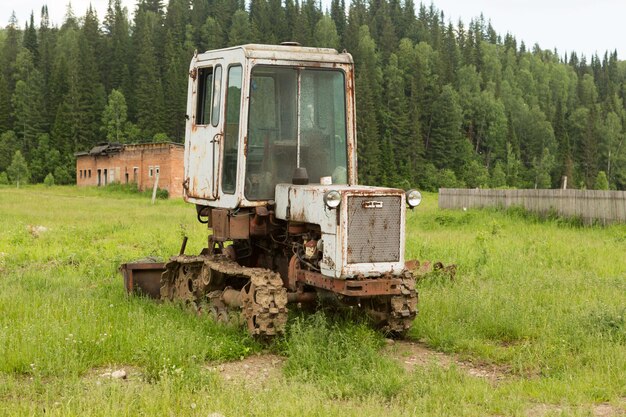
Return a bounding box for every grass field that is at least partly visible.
[0,185,624,416]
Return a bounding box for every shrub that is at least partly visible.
[53,165,72,184]
[43,173,55,187]
[0,172,8,185]
[594,171,609,190]
[437,169,465,189]
[490,162,507,188]
[155,188,169,199]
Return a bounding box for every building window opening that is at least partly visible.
[88,170,92,178]
[155,166,160,177]
[125,172,129,184]
[133,167,138,183]
[149,166,154,178]
[103,169,108,185]
[97,169,102,186]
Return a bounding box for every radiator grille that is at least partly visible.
[346,195,402,264]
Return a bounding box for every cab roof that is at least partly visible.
[196,43,354,65]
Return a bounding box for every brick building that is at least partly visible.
[75,142,185,197]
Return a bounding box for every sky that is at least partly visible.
[1,0,624,59]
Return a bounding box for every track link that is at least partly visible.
[384,272,418,334]
[160,254,288,338]
[241,271,288,336]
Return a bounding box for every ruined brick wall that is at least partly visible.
[75,143,185,198]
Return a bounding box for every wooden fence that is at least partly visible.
[438,188,626,225]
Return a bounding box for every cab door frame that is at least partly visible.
[184,55,223,201]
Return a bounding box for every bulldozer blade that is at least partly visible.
[120,259,166,299]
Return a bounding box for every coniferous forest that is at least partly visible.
[0,0,625,190]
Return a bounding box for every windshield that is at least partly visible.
[245,66,348,200]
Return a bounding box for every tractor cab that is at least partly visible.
[183,44,357,208]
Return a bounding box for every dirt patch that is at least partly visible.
[525,400,626,417]
[84,365,143,383]
[208,353,285,387]
[384,340,510,383]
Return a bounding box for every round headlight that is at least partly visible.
[406,189,422,207]
[323,190,341,209]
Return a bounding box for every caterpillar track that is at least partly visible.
[122,255,426,339]
[363,272,418,335]
[386,274,418,333]
[160,254,288,337]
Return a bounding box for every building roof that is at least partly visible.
[75,142,183,157]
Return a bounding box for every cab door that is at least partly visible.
[185,59,223,200]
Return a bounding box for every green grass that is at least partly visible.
[0,185,624,416]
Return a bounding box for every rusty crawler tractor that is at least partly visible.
[121,44,427,338]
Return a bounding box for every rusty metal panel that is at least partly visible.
[120,262,166,299]
[346,195,402,264]
[297,269,403,297]
[229,213,250,239]
[212,209,229,240]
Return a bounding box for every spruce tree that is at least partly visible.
[38,5,55,130]
[330,0,346,44]
[313,15,340,49]
[23,12,39,63]
[76,7,106,149]
[133,9,166,138]
[11,50,46,157]
[355,25,382,184]
[382,53,410,180]
[228,10,253,45]
[0,73,11,132]
[427,84,467,172]
[0,131,17,173]
[200,17,224,50]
